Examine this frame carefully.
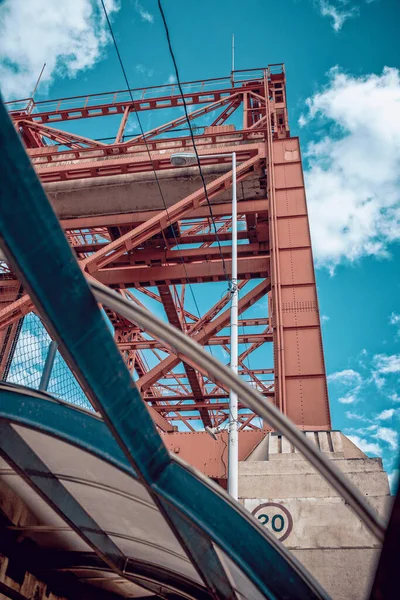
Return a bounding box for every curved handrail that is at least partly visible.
[90,279,386,544]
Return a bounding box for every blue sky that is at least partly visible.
[0,0,399,490]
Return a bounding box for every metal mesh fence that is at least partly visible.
[4,313,92,410]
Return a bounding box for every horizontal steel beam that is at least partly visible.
[35,144,261,184]
[238,318,269,327]
[160,367,273,378]
[152,399,272,410]
[73,237,260,258]
[165,413,255,421]
[31,131,267,172]
[93,243,265,267]
[61,198,268,229]
[0,294,33,329]
[118,332,272,350]
[11,79,263,124]
[81,153,262,274]
[95,256,269,286]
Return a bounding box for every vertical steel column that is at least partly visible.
[39,340,57,391]
[263,68,331,429]
[264,70,286,416]
[228,152,238,500]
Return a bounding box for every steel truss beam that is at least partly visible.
[1,64,331,434]
[17,119,108,149]
[151,400,272,412]
[80,153,261,273]
[74,241,262,263]
[95,256,268,286]
[123,93,240,145]
[61,198,267,229]
[157,283,210,426]
[116,332,272,350]
[137,280,269,393]
[35,145,260,184]
[7,76,264,125]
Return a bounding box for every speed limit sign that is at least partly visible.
[251,502,293,542]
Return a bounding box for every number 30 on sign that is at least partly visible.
[251,502,293,542]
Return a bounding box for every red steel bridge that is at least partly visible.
[0,65,331,478]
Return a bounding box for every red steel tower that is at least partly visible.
[1,65,331,478]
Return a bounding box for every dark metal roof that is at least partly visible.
[0,385,324,599]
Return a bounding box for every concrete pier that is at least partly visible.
[240,431,391,599]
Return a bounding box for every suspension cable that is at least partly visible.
[157,0,230,285]
[100,0,204,320]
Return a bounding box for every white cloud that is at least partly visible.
[10,330,46,365]
[373,427,398,451]
[328,369,362,385]
[345,411,371,422]
[298,114,307,128]
[135,0,154,23]
[373,354,400,375]
[328,369,362,404]
[7,326,49,388]
[8,366,43,388]
[363,425,379,432]
[135,64,154,77]
[302,67,400,271]
[346,423,378,435]
[377,408,396,420]
[317,1,359,32]
[390,392,400,403]
[389,312,400,337]
[347,435,382,456]
[372,372,385,389]
[0,0,119,100]
[321,314,330,324]
[125,119,139,134]
[338,393,358,404]
[167,74,177,84]
[370,354,400,389]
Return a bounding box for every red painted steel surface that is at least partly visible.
[269,138,330,428]
[2,65,331,474]
[163,429,268,479]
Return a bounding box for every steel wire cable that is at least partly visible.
[157,0,230,285]
[90,278,386,544]
[100,0,203,322]
[101,1,274,429]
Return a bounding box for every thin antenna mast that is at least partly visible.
[31,63,46,100]
[231,34,235,83]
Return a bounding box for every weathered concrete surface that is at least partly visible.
[291,548,380,600]
[240,467,389,499]
[243,496,388,548]
[240,431,391,600]
[44,165,265,221]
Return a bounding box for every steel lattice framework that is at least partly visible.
[0,65,331,457]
